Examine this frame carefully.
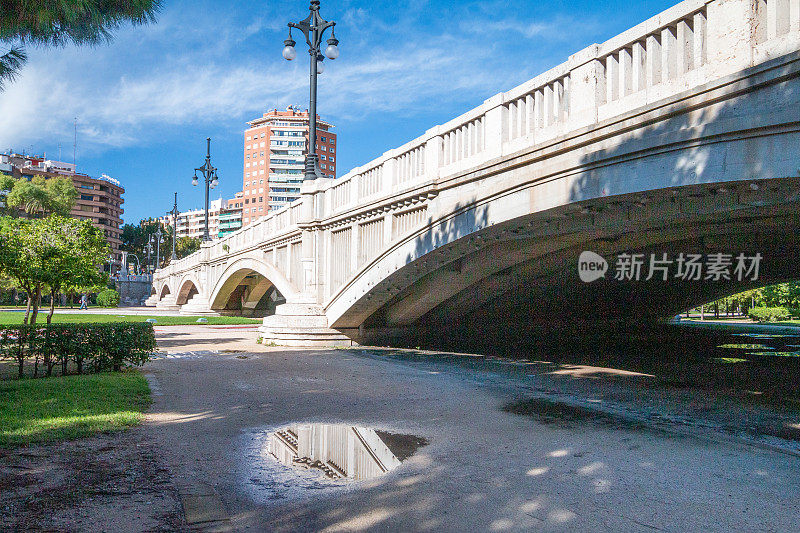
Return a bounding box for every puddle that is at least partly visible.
[266,424,426,482]
[716,344,773,350]
[239,423,427,504]
[712,357,749,364]
[747,351,800,358]
[733,333,800,339]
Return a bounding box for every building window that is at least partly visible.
[80,194,94,201]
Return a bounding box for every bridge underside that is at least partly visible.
[336,179,800,353]
[212,271,286,318]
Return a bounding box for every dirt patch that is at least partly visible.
[0,429,187,532]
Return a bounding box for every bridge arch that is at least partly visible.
[159,283,172,301]
[209,256,298,316]
[176,275,202,306]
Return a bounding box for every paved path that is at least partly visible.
[144,328,800,532]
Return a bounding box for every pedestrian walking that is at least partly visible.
[79,293,88,310]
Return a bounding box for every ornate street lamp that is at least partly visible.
[152,227,165,270]
[192,137,219,241]
[282,0,339,181]
[167,192,179,260]
[145,241,154,273]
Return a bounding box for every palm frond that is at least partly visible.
[0,46,27,91]
[0,1,162,47]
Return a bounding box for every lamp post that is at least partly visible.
[282,0,339,181]
[192,137,219,241]
[145,241,153,273]
[168,192,179,260]
[153,227,164,270]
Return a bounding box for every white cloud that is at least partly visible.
[0,1,600,156]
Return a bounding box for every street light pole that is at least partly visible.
[145,241,153,273]
[283,0,339,181]
[168,192,179,260]
[192,137,219,241]
[154,227,163,270]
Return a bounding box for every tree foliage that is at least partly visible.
[703,282,800,316]
[121,218,201,270]
[0,216,109,325]
[176,236,201,259]
[0,0,161,89]
[2,175,76,217]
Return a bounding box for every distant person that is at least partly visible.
[79,293,88,310]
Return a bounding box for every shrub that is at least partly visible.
[96,289,120,308]
[748,306,792,323]
[0,323,156,378]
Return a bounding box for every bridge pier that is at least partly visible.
[178,296,218,316]
[155,294,180,312]
[259,302,354,347]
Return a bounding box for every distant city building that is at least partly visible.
[0,151,125,264]
[232,106,337,226]
[158,198,243,240]
[218,208,243,238]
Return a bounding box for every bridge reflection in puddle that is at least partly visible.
[266,424,425,483]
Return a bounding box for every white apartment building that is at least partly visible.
[159,198,224,240]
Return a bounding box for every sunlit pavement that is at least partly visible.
[144,328,800,532]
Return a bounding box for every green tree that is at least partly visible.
[176,236,201,259]
[35,216,110,324]
[0,217,45,324]
[0,216,108,325]
[0,0,161,89]
[4,175,76,217]
[122,218,164,270]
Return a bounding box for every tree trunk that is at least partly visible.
[700,305,705,321]
[23,291,31,324]
[44,289,57,376]
[46,289,56,325]
[30,284,41,325]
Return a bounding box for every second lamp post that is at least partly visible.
[192,137,219,241]
[282,0,339,181]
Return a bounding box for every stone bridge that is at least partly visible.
[150,0,800,349]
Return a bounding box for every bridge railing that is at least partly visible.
[313,0,798,219]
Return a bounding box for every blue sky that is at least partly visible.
[0,0,677,224]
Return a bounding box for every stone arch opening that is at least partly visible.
[159,284,171,300]
[211,268,287,318]
[176,279,200,306]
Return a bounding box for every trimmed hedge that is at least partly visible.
[748,306,792,323]
[0,323,156,378]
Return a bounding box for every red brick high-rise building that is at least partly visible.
[231,107,336,226]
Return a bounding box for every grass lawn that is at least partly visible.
[0,311,261,326]
[0,371,151,448]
